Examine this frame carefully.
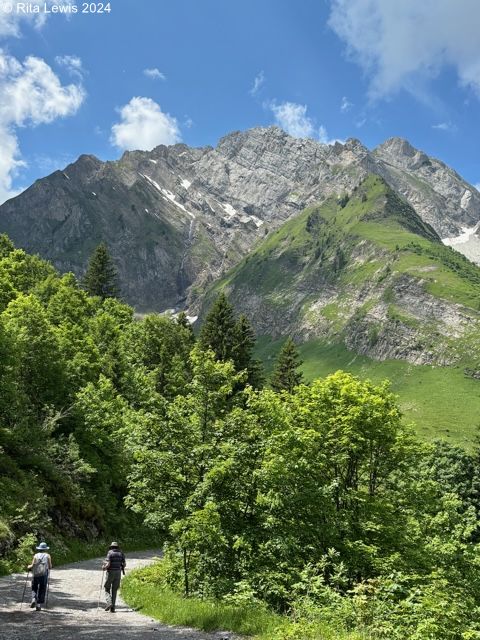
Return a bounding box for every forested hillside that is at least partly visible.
[3,234,480,638]
[0,234,193,569]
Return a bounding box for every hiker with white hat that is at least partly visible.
[28,542,52,611]
[102,542,126,613]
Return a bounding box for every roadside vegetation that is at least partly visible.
[3,231,480,638]
[121,293,480,639]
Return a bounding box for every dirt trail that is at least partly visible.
[0,549,234,639]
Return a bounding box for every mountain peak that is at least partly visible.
[71,153,102,168]
[343,137,368,151]
[216,126,288,150]
[374,137,434,173]
[375,137,418,158]
[1,125,479,316]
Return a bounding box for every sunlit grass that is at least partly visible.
[122,569,282,636]
[255,337,480,449]
[122,566,373,639]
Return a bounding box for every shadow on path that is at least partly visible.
[0,550,233,640]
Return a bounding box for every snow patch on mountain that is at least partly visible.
[140,173,196,220]
[443,221,480,264]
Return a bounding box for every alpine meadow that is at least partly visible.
[2,2,480,639]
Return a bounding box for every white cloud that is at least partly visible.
[329,0,480,100]
[143,68,166,81]
[474,183,480,192]
[270,101,315,138]
[318,125,341,145]
[250,70,265,96]
[0,1,60,38]
[0,50,85,203]
[340,96,353,112]
[55,55,84,79]
[110,97,181,151]
[268,101,339,145]
[432,121,457,132]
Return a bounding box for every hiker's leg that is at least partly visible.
[37,576,48,604]
[104,572,113,607]
[111,572,121,608]
[31,577,38,603]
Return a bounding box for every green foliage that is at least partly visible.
[234,314,265,388]
[122,563,283,637]
[126,345,245,593]
[124,352,480,639]
[271,337,303,392]
[3,232,480,640]
[127,368,413,601]
[200,292,237,361]
[123,313,194,399]
[82,242,120,299]
[256,337,480,448]
[200,293,264,389]
[0,235,191,562]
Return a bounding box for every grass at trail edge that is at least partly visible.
[121,565,370,639]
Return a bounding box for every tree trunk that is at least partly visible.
[183,547,189,597]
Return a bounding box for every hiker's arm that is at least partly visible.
[48,554,52,570]
[27,555,35,570]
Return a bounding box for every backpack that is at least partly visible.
[32,553,48,577]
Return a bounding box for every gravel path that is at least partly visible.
[0,550,235,640]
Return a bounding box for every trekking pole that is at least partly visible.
[45,571,50,609]
[20,570,29,610]
[97,567,105,611]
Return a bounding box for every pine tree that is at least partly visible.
[233,315,255,371]
[200,293,236,361]
[176,311,196,346]
[83,242,120,300]
[234,314,264,388]
[271,337,303,393]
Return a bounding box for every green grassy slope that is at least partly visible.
[256,336,480,448]
[203,175,480,446]
[218,175,480,310]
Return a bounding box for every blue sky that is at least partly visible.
[1,0,480,202]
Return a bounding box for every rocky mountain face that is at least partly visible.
[208,175,480,367]
[0,126,479,314]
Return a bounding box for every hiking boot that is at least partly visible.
[110,607,115,613]
[35,606,41,611]
[30,600,36,609]
[104,605,111,611]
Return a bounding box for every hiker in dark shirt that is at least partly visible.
[103,542,126,612]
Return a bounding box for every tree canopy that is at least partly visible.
[271,336,303,392]
[1,234,480,638]
[82,242,120,300]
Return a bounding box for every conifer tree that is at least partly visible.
[83,242,120,300]
[271,337,303,393]
[199,293,236,361]
[234,314,264,388]
[176,311,196,346]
